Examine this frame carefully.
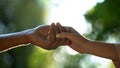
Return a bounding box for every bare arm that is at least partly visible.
[54,23,119,61]
[0,24,60,52]
[0,30,29,51]
[85,40,118,60]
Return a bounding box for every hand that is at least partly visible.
[48,23,72,48]
[55,23,88,53]
[25,25,59,50]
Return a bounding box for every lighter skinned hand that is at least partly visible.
[55,23,88,53]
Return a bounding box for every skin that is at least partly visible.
[0,23,70,52]
[52,23,120,67]
[0,23,119,67]
[0,24,60,51]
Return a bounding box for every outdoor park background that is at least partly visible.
[0,0,120,68]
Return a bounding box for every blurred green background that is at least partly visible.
[0,0,120,68]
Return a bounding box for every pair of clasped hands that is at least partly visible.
[0,22,85,53]
[31,23,83,51]
[1,22,119,67]
[1,22,120,67]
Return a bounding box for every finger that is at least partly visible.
[47,23,56,45]
[56,23,66,32]
[63,39,71,45]
[56,33,75,40]
[56,23,73,45]
[50,23,61,49]
[52,23,60,34]
[55,33,71,45]
[56,23,67,44]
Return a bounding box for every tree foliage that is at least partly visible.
[0,0,119,68]
[85,0,120,41]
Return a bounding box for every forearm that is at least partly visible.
[0,30,30,51]
[85,40,119,60]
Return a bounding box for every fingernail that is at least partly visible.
[56,34,60,38]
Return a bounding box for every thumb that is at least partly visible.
[56,33,74,40]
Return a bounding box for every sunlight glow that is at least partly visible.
[48,0,97,34]
[65,46,79,55]
[90,55,112,68]
[47,0,111,68]
[48,0,100,54]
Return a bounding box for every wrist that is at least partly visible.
[81,39,91,53]
[21,29,35,44]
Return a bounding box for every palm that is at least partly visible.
[27,25,53,50]
[30,25,60,50]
